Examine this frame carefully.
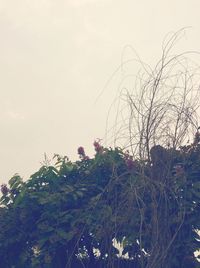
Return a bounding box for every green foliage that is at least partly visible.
[0,142,200,267]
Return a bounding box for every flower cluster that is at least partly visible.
[78,146,85,157]
[1,184,9,195]
[93,139,103,153]
[77,146,89,160]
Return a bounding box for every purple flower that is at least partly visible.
[93,139,103,153]
[126,158,135,170]
[78,146,86,157]
[1,184,9,195]
[124,151,135,170]
[77,146,90,160]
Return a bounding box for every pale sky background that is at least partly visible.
[0,0,200,182]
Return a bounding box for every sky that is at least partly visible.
[0,0,200,182]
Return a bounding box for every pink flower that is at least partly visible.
[78,146,85,157]
[93,139,103,153]
[1,184,9,195]
[77,146,90,160]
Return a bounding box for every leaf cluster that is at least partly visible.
[0,144,200,268]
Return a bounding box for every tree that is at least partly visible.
[0,30,200,267]
[0,140,200,267]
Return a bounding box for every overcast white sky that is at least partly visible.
[0,0,200,182]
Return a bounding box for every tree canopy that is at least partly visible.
[0,139,200,268]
